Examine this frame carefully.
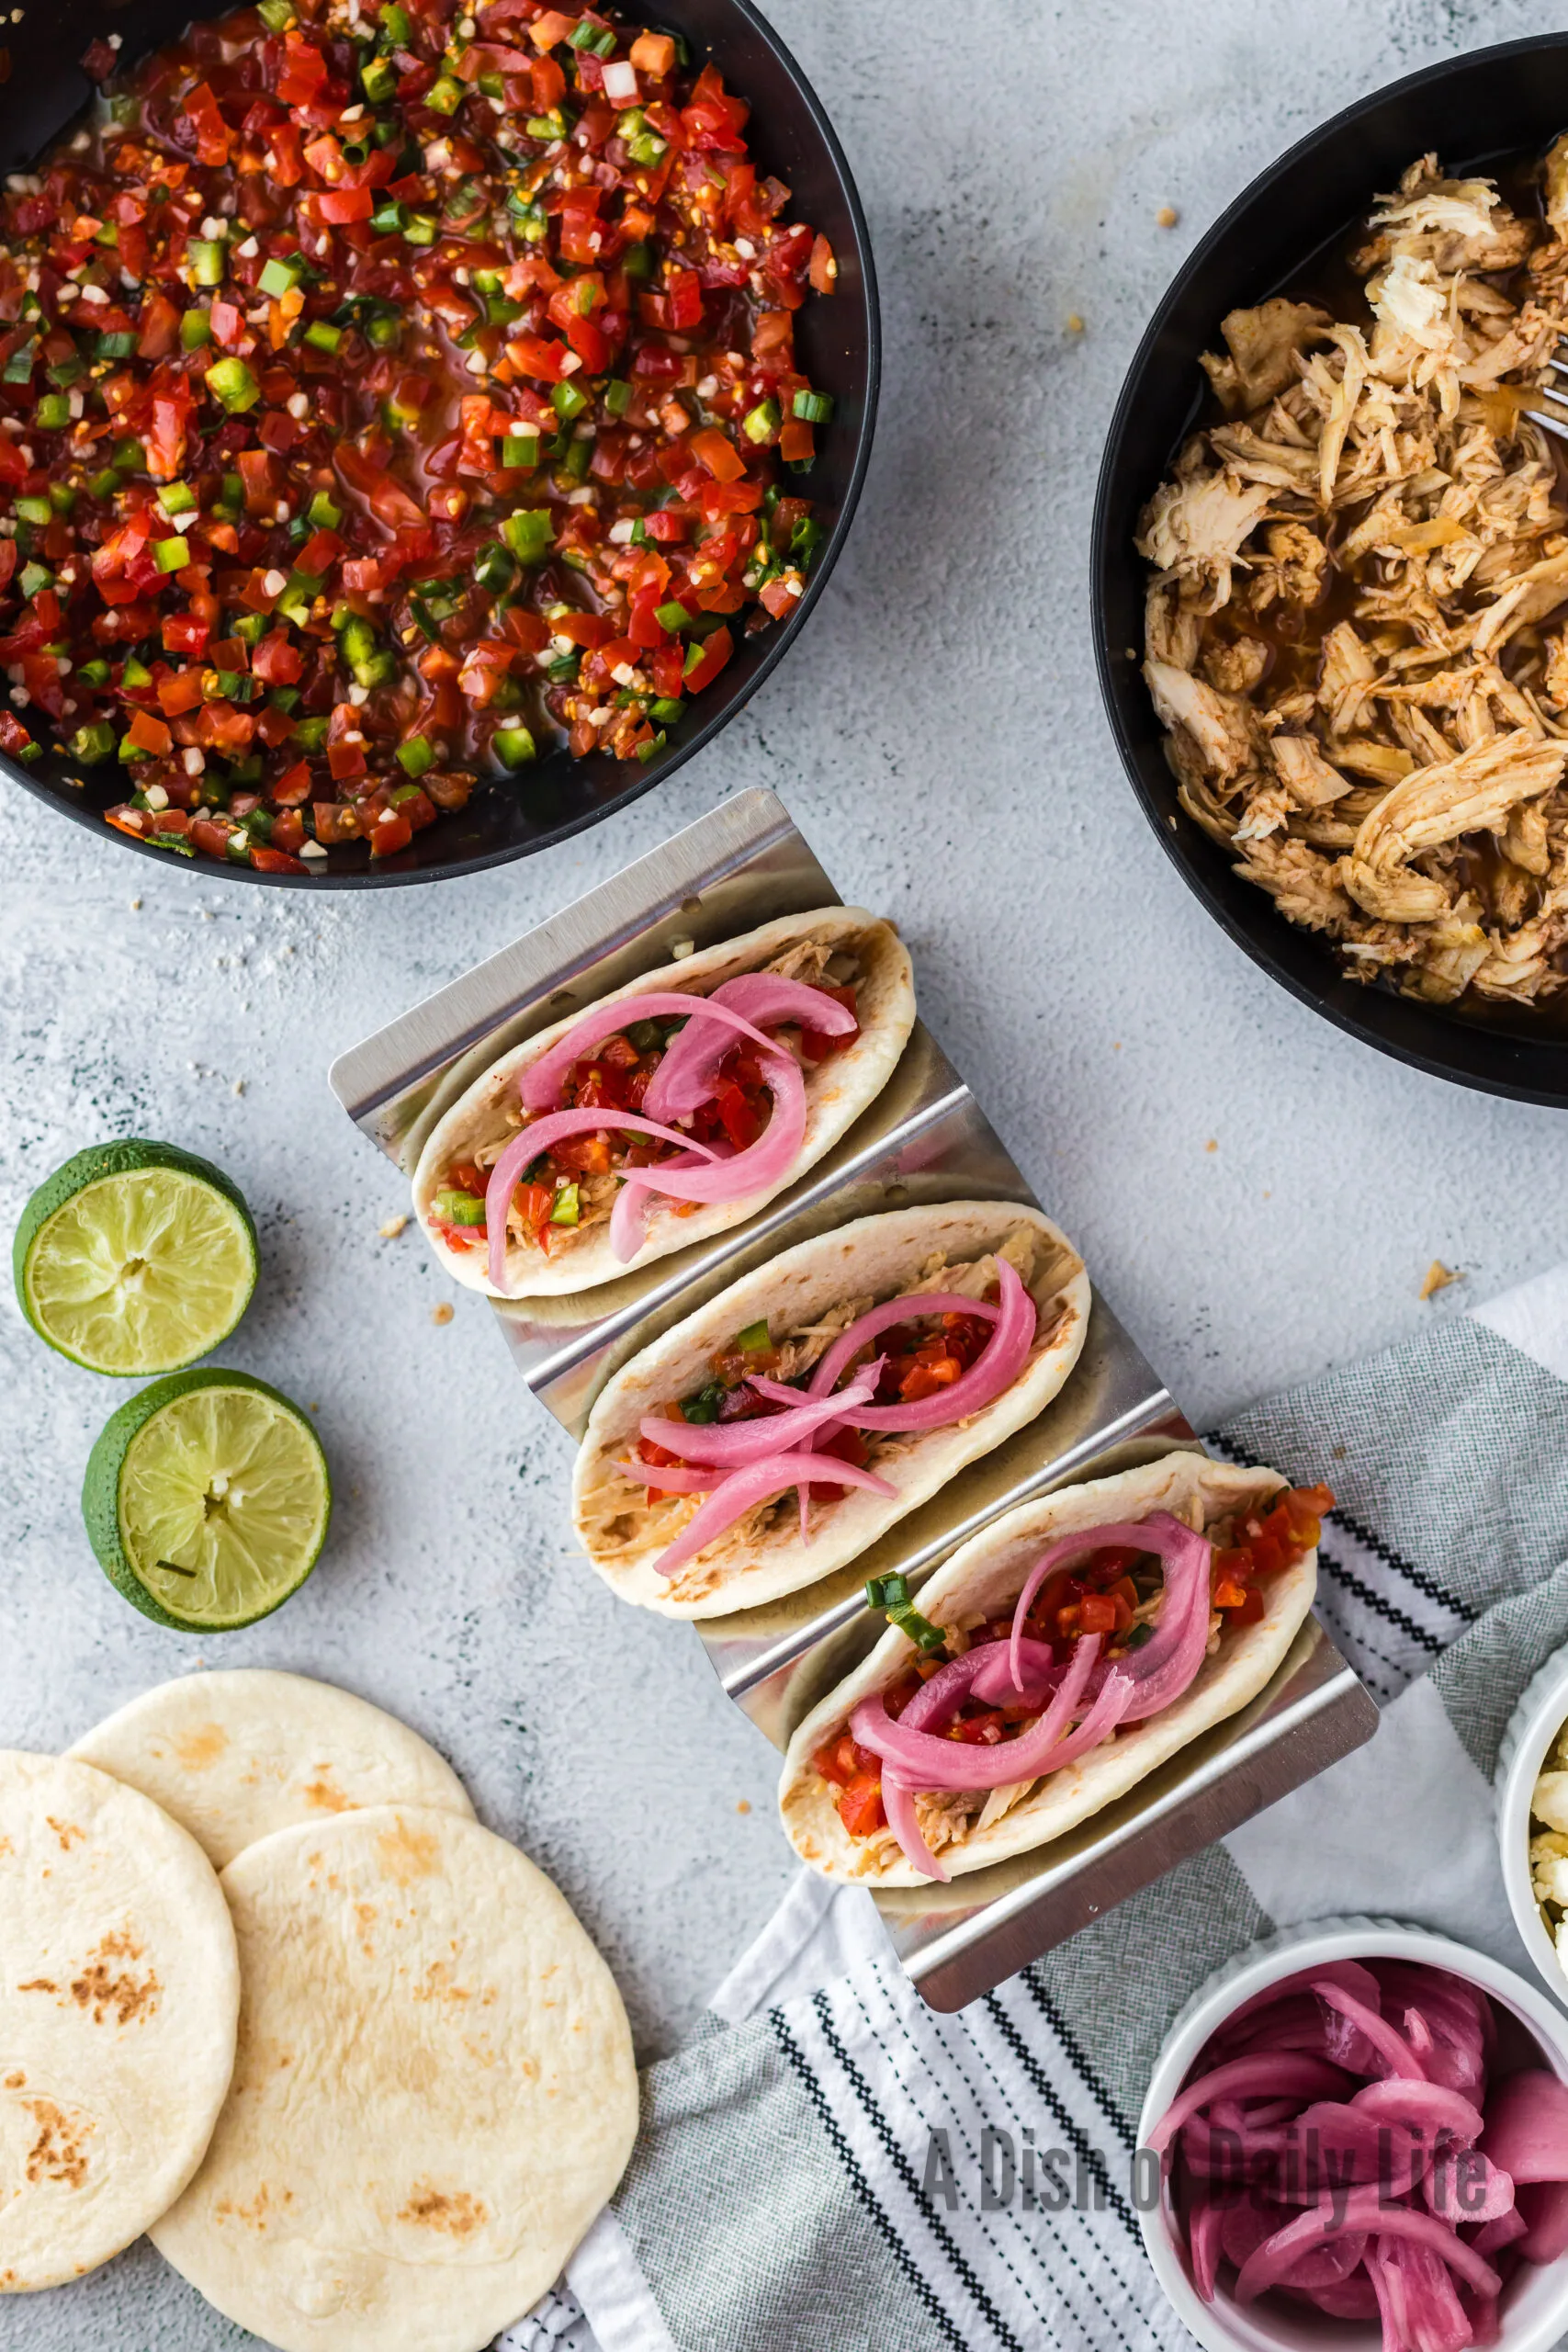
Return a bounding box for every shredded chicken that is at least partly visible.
[1137,145,1568,1006]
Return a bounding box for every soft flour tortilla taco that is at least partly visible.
[413,908,914,1299]
[572,1200,1090,1619]
[781,1452,1325,1885]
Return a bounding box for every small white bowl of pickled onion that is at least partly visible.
[1496,1645,1568,2010]
[1136,1916,1568,2352]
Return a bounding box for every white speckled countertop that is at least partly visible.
[3,2,1565,2342]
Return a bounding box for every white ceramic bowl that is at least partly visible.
[1496,1646,1568,2009]
[1136,1914,1568,2352]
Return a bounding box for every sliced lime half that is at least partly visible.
[83,1369,331,1631]
[15,1139,257,1376]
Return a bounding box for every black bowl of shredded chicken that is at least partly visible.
[1094,35,1568,1104]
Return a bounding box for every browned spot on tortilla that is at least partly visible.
[71,1932,159,2027]
[170,1723,230,1771]
[24,2098,91,2189]
[17,1979,57,1995]
[0,1836,13,1859]
[45,1817,84,1852]
[302,1768,353,1814]
[375,1817,440,1885]
[399,2182,487,2237]
[412,1959,470,2005]
[4,2071,23,2089]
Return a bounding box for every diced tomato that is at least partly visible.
[126,708,172,756]
[682,624,733,693]
[157,669,206,716]
[837,1771,886,1839]
[318,187,373,223]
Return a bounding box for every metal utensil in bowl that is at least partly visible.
[1091,34,1568,1107]
[0,0,879,888]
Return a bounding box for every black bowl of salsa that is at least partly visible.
[1092,34,1568,1108]
[0,0,877,884]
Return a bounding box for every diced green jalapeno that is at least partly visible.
[67,719,116,766]
[402,211,438,245]
[742,397,780,444]
[179,307,212,350]
[548,1181,581,1226]
[14,495,51,527]
[653,600,691,632]
[160,480,197,514]
[258,254,304,298]
[153,536,191,572]
[360,53,396,101]
[434,1188,486,1225]
[396,733,434,777]
[493,724,536,768]
[206,356,260,413]
[501,509,553,564]
[425,74,465,114]
[33,392,70,429]
[189,239,226,287]
[473,541,517,593]
[306,491,343,531]
[257,0,294,28]
[603,378,632,416]
[293,714,330,751]
[737,1318,772,1353]
[649,696,683,723]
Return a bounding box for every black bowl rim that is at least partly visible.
[1091,29,1568,1109]
[2,0,881,888]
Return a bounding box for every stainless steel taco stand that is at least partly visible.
[330,788,1379,2011]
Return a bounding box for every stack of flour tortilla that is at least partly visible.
[1,1669,636,2350]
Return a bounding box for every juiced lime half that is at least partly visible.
[83,1369,331,1631]
[15,1139,257,1376]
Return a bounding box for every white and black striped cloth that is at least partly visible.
[501,1266,1568,2352]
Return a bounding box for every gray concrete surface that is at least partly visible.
[3,2,1563,2342]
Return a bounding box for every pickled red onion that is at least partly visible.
[1235,2195,1500,2306]
[851,1634,1132,1794]
[1147,2057,1352,2154]
[483,1112,720,1292]
[609,1046,808,1262]
[1008,1511,1210,1700]
[644,974,855,1121]
[519,991,780,1115]
[751,1261,1035,1438]
[638,1372,882,1470]
[650,1450,896,1581]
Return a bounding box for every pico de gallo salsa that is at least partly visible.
[0,0,837,869]
[815,1483,1335,1843]
[431,978,858,1258]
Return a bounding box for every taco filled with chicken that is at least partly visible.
[780,1451,1326,1884]
[413,908,914,1299]
[572,1199,1090,1618]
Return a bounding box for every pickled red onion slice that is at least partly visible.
[1008,1510,1213,1710]
[519,990,780,1115]
[1480,2069,1568,2183]
[644,974,854,1121]
[851,1634,1132,1794]
[638,1372,881,1470]
[650,1450,896,1581]
[751,1261,1035,1439]
[1146,2057,1352,2154]
[483,1112,720,1292]
[608,1047,808,1261]
[880,1775,942,1883]
[1235,2195,1500,2306]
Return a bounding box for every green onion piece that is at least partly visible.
[493,723,536,768]
[160,480,198,514]
[49,481,76,517]
[793,388,834,424]
[742,397,780,444]
[551,378,589,424]
[590,25,616,54]
[206,356,260,413]
[501,509,554,564]
[95,332,137,361]
[791,515,824,562]
[293,714,330,752]
[548,1181,580,1227]
[679,1383,726,1424]
[499,430,539,470]
[402,211,438,246]
[434,1188,486,1225]
[153,535,192,572]
[33,392,70,430]
[508,197,547,242]
[369,198,409,235]
[737,1318,772,1353]
[47,353,85,389]
[220,470,245,512]
[268,684,301,714]
[307,490,343,531]
[603,378,632,417]
[88,467,121,500]
[624,1017,667,1053]
[179,307,212,350]
[13,495,51,527]
[636,731,667,763]
[231,614,265,649]
[2,339,36,385]
[424,74,465,115]
[396,733,434,777]
[473,541,517,593]
[1124,1622,1154,1651]
[67,719,116,766]
[210,669,244,701]
[76,657,111,687]
[621,242,653,281]
[649,696,683,722]
[112,438,144,472]
[653,599,691,632]
[258,254,305,299]
[189,239,226,287]
[566,17,599,46]
[625,131,666,166]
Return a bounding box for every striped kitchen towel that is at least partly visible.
[505,1265,1568,2352]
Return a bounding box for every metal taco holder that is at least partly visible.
[330,787,1378,2011]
